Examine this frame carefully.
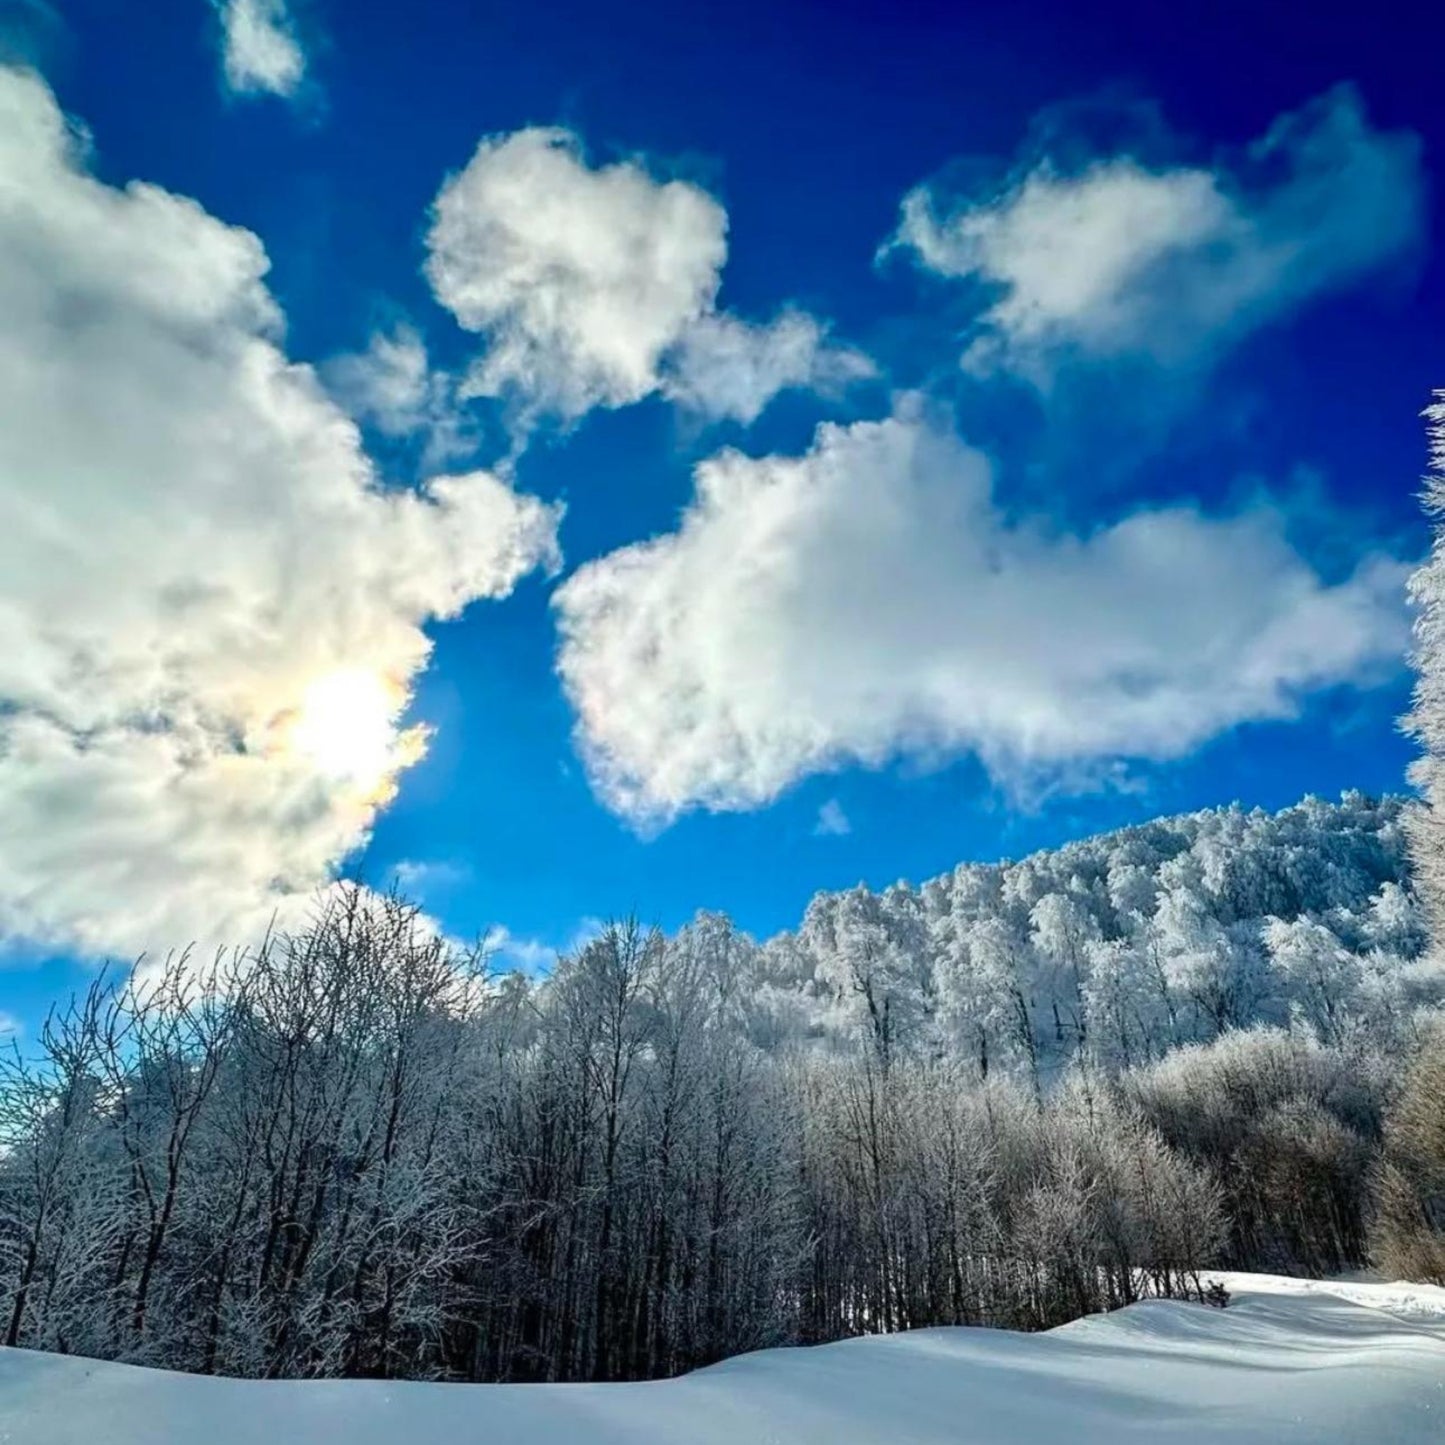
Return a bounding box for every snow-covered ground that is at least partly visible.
[3,1274,1442,1445]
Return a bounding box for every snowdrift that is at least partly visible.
[3,1274,1442,1445]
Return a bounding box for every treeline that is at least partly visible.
[781,792,1437,1082]
[4,790,1444,1382]
[0,894,1226,1381]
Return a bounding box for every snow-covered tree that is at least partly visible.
[1405,396,1445,943]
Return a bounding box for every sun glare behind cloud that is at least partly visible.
[288,668,427,795]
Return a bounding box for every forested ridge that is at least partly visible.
[760,789,1431,1073]
[3,790,1442,1383]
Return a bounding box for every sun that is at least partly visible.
[288,668,425,795]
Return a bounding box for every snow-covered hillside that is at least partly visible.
[8,797,1441,1382]
[3,1275,1442,1445]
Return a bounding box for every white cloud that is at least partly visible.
[554,404,1409,825]
[0,1011,21,1040]
[391,858,469,899]
[425,127,867,427]
[890,86,1422,383]
[484,918,605,976]
[213,0,307,99]
[323,324,475,464]
[426,127,725,418]
[814,799,852,837]
[665,310,875,425]
[325,326,434,435]
[0,69,561,960]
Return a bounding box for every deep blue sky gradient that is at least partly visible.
[3,0,1441,1028]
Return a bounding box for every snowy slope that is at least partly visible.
[2,1275,1442,1445]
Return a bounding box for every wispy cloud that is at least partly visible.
[888,86,1422,387]
[213,0,308,100]
[324,324,479,466]
[484,919,606,976]
[391,859,471,899]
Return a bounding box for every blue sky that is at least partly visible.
[0,0,1441,1034]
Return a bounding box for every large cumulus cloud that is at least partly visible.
[0,69,560,958]
[554,404,1409,824]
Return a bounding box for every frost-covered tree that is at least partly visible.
[1372,1024,1445,1285]
[1370,397,1445,1284]
[1030,893,1099,1052]
[1365,882,1428,957]
[1122,1028,1386,1274]
[1263,916,1361,1045]
[804,886,933,1064]
[1404,397,1445,939]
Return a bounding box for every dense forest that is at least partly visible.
[3,790,1442,1382]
